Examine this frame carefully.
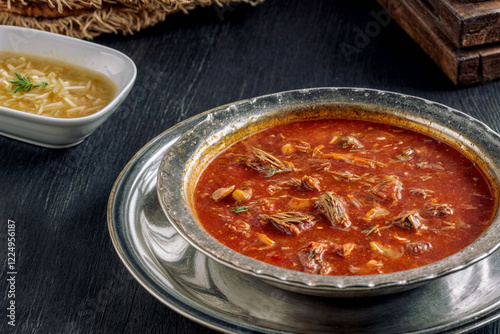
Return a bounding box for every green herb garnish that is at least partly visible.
[231,206,249,214]
[10,73,49,93]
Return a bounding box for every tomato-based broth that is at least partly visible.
[0,52,115,118]
[193,119,496,275]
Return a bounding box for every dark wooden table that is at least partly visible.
[1,0,499,333]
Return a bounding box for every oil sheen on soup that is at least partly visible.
[193,119,496,275]
[0,52,115,118]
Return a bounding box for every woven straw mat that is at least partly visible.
[0,0,264,39]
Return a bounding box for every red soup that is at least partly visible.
[193,119,496,275]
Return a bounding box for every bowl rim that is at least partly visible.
[0,25,137,124]
[157,87,500,294]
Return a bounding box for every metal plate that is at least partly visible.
[108,110,500,334]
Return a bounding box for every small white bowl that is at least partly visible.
[0,26,137,148]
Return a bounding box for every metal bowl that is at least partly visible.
[157,88,500,297]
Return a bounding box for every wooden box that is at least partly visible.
[376,0,500,85]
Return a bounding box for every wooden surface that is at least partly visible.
[1,0,500,333]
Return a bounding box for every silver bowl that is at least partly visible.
[157,88,500,297]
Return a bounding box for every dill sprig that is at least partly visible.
[10,73,49,93]
[230,206,249,214]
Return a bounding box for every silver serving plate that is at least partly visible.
[156,88,500,297]
[107,107,500,333]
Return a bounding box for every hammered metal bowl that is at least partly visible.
[157,88,500,297]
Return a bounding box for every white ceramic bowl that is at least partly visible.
[0,26,137,148]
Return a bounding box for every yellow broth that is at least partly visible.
[0,52,116,118]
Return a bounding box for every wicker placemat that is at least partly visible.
[0,0,264,39]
